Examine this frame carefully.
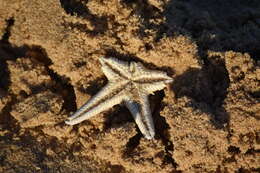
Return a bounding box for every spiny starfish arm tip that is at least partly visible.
[65,120,75,125]
[142,131,155,140]
[65,92,126,125]
[124,94,156,139]
[145,134,155,140]
[166,78,173,83]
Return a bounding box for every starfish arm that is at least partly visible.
[132,62,173,84]
[124,93,155,139]
[99,57,130,80]
[65,81,128,125]
[133,70,173,83]
[139,82,169,94]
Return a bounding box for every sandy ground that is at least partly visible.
[0,0,259,172]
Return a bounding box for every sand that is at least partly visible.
[0,0,259,172]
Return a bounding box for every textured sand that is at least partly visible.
[0,0,259,172]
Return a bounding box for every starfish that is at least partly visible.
[65,57,173,139]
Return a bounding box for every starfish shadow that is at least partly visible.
[77,77,107,96]
[122,133,142,158]
[104,106,134,130]
[152,91,178,167]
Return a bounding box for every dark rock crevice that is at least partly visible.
[0,94,20,133]
[153,91,178,169]
[171,56,230,129]
[23,46,77,113]
[121,0,166,40]
[60,0,109,36]
[0,18,77,131]
[163,0,260,61]
[1,18,14,43]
